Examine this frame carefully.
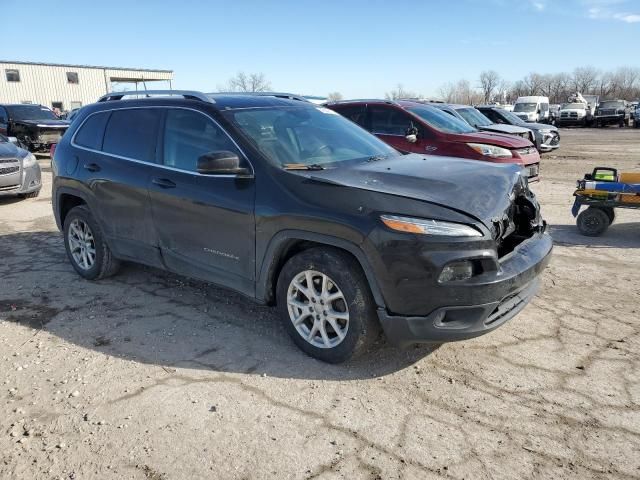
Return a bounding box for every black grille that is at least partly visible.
[0,166,19,175]
[0,158,18,164]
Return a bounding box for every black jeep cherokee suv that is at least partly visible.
[51,91,552,363]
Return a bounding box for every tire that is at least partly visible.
[600,207,615,225]
[276,247,380,363]
[577,207,610,237]
[63,205,120,280]
[20,189,40,199]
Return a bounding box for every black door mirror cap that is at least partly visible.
[197,151,252,176]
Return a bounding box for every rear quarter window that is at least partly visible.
[102,109,161,162]
[74,112,110,150]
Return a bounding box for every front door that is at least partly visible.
[369,105,424,154]
[148,108,256,295]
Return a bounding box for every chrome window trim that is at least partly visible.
[70,105,254,177]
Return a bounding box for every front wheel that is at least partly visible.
[276,247,379,363]
[63,205,120,280]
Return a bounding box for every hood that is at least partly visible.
[15,119,70,128]
[448,130,531,148]
[0,141,23,160]
[304,154,528,227]
[477,124,531,135]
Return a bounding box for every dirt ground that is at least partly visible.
[1,128,639,480]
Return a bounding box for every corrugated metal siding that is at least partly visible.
[0,62,173,110]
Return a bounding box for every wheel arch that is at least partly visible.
[257,230,385,309]
[55,187,92,231]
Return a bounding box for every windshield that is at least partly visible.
[498,109,526,125]
[456,107,493,127]
[7,105,58,121]
[599,101,624,109]
[225,106,399,168]
[561,103,586,110]
[406,106,476,134]
[514,103,537,112]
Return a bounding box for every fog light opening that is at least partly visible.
[439,261,474,283]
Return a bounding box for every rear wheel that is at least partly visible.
[276,247,379,363]
[63,205,120,280]
[577,207,610,237]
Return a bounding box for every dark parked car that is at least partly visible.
[52,90,552,363]
[327,100,542,181]
[595,100,630,127]
[0,104,70,152]
[428,103,535,143]
[477,106,560,153]
[0,134,42,198]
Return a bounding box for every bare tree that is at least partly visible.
[479,70,501,103]
[327,92,343,102]
[222,72,272,92]
[570,67,599,94]
[384,84,420,100]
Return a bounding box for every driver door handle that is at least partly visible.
[152,178,176,189]
[83,163,101,172]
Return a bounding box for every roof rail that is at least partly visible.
[210,91,310,102]
[98,90,213,103]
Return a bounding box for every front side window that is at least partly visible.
[406,105,476,134]
[67,72,79,84]
[6,105,58,121]
[226,105,397,168]
[163,109,239,172]
[5,69,20,82]
[102,109,161,162]
[331,105,367,129]
[74,112,110,150]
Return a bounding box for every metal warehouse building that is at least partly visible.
[0,60,173,112]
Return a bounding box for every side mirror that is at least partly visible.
[197,151,251,176]
[405,126,418,143]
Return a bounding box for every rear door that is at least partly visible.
[147,107,256,295]
[72,107,161,263]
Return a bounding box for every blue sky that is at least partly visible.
[3,0,639,98]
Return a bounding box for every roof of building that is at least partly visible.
[0,60,172,73]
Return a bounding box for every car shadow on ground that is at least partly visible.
[0,231,438,381]
[549,222,640,248]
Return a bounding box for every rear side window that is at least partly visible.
[74,112,110,150]
[163,109,239,172]
[103,109,161,162]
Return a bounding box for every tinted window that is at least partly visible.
[6,105,58,121]
[103,109,161,162]
[332,105,367,128]
[75,112,110,150]
[163,109,239,172]
[370,107,416,135]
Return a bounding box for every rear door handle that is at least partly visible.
[83,163,100,172]
[152,178,176,189]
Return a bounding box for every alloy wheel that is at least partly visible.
[286,270,349,349]
[68,218,96,270]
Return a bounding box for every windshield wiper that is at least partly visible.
[283,163,326,171]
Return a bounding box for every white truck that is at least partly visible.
[557,93,599,127]
[513,96,550,123]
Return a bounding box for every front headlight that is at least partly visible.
[22,152,37,167]
[380,215,482,237]
[467,143,513,158]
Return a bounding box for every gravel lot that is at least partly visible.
[1,128,639,480]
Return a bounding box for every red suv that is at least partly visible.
[327,100,541,181]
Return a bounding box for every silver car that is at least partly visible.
[0,134,41,199]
